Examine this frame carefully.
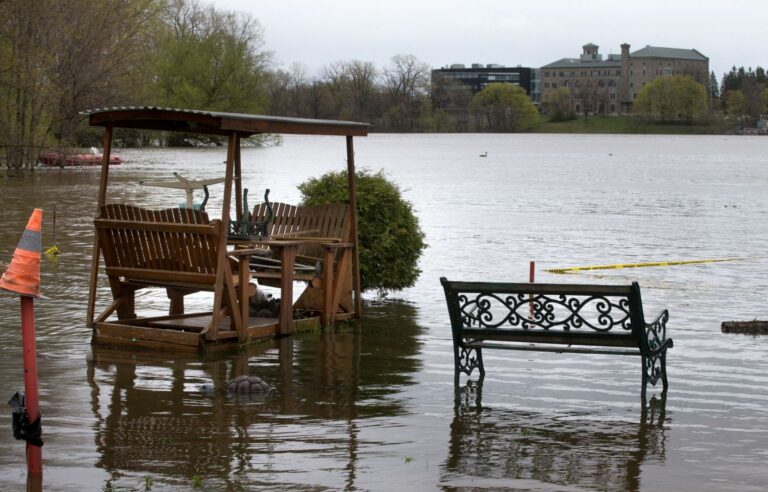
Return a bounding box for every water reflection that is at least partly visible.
[87,301,424,489]
[443,381,668,491]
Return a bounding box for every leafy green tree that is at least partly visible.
[545,87,575,122]
[763,88,768,114]
[469,83,538,131]
[634,75,707,122]
[141,0,271,114]
[298,170,426,294]
[0,0,155,167]
[725,90,746,116]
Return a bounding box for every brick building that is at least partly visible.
[541,43,709,115]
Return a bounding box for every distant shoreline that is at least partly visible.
[524,115,746,135]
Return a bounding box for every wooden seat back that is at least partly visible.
[251,202,351,258]
[95,204,221,287]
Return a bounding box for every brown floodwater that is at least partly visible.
[1,134,767,490]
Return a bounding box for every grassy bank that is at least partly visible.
[528,115,739,135]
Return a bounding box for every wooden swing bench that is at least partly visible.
[232,201,355,326]
[93,204,302,350]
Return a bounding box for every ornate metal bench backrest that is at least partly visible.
[441,279,645,338]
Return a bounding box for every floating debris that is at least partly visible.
[721,320,768,335]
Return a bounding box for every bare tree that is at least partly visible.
[0,0,156,168]
[382,54,431,131]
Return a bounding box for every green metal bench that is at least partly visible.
[440,278,672,401]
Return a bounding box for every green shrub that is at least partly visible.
[298,170,426,295]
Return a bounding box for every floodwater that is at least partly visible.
[1,133,767,491]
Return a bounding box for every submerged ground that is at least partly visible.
[0,133,767,490]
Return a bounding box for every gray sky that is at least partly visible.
[212,0,767,81]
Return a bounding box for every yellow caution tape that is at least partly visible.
[545,257,746,274]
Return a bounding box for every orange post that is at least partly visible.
[0,208,43,477]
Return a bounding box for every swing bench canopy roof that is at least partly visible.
[83,106,369,137]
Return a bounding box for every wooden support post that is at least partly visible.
[87,124,113,327]
[166,288,185,316]
[274,242,297,336]
[207,133,236,340]
[345,136,362,319]
[238,258,250,341]
[322,247,335,326]
[234,134,242,223]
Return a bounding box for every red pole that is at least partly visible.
[529,261,535,320]
[21,296,42,476]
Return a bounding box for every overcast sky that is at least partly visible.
[211,0,767,80]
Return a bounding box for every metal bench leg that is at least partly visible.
[454,343,484,385]
[660,350,669,396]
[641,356,648,404]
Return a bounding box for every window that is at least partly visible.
[575,104,581,112]
[552,82,557,88]
[559,71,564,76]
[544,71,549,77]
[610,104,616,112]
[610,93,616,99]
[544,82,550,88]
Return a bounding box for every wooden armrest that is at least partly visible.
[321,242,354,250]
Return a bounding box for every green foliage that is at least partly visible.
[725,90,746,115]
[763,88,768,114]
[141,1,270,113]
[470,83,539,131]
[545,87,576,122]
[634,75,707,122]
[298,170,426,294]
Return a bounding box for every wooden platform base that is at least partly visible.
[721,320,768,335]
[92,311,353,351]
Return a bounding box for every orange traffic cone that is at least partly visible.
[0,208,42,297]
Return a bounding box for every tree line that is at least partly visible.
[717,66,768,121]
[1,0,529,169]
[1,0,766,169]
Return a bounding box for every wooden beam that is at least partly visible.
[346,136,362,318]
[238,258,250,342]
[322,248,334,326]
[86,124,114,327]
[207,137,236,340]
[274,243,298,336]
[234,134,243,223]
